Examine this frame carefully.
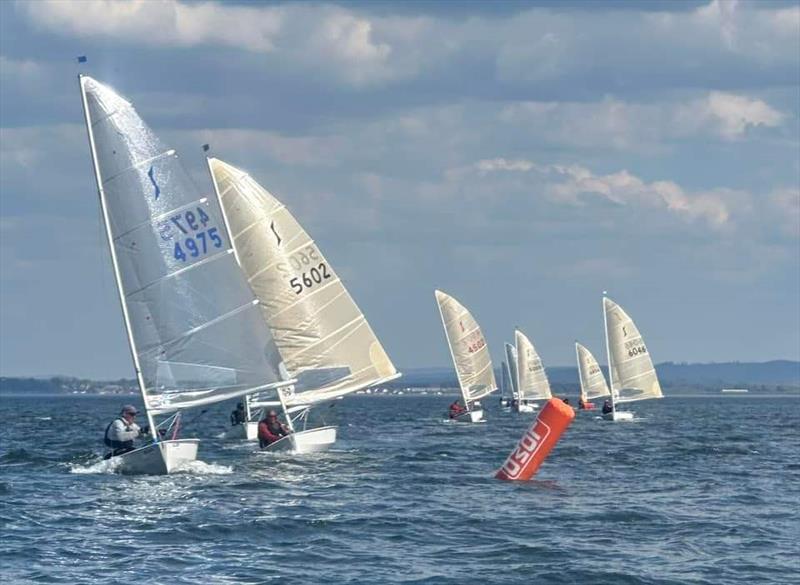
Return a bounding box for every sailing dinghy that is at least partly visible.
[435,290,497,423]
[575,342,610,409]
[500,342,519,409]
[602,296,663,421]
[208,158,400,452]
[514,329,552,413]
[79,76,289,473]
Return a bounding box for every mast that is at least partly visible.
[436,293,471,409]
[515,329,523,405]
[78,75,157,440]
[205,155,252,422]
[602,294,616,414]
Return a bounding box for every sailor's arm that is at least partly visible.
[110,419,141,442]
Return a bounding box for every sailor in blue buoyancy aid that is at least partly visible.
[103,405,149,458]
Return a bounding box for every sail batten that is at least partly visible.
[209,158,398,407]
[80,76,285,416]
[435,290,497,403]
[515,329,552,402]
[604,297,663,403]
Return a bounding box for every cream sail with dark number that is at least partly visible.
[434,290,497,403]
[80,77,285,415]
[208,158,399,408]
[514,329,552,401]
[575,342,611,401]
[604,297,663,403]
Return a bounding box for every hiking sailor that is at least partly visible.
[104,405,149,458]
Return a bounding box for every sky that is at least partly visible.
[0,0,798,379]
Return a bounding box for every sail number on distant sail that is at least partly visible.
[276,245,333,295]
[624,339,648,358]
[463,330,486,354]
[157,205,223,263]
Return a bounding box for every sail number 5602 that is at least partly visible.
[290,263,331,294]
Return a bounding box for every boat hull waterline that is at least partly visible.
[113,439,200,475]
[603,410,634,422]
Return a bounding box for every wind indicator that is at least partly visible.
[202,143,210,152]
[77,55,88,63]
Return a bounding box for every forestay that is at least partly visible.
[209,158,399,407]
[575,342,610,401]
[604,297,663,403]
[80,77,285,415]
[515,329,552,401]
[504,342,520,400]
[435,290,497,403]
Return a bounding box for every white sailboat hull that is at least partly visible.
[452,409,484,423]
[515,402,538,413]
[228,422,259,441]
[603,410,634,421]
[115,439,199,475]
[262,426,337,454]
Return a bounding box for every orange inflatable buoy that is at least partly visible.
[495,398,575,481]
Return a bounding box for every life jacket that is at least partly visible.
[104,418,133,449]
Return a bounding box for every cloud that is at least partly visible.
[20,0,283,52]
[461,157,737,228]
[677,92,785,139]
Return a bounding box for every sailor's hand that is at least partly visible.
[140,425,150,435]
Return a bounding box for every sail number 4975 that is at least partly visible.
[167,208,223,262]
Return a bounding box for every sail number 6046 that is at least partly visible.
[290,263,331,294]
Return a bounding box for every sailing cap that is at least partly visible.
[121,404,139,415]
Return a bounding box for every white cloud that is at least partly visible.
[20,0,283,52]
[677,92,785,140]
[463,158,737,228]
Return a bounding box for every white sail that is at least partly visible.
[209,158,399,408]
[79,77,285,416]
[435,290,497,403]
[504,342,520,400]
[515,329,552,401]
[500,361,511,400]
[604,297,663,403]
[575,342,610,401]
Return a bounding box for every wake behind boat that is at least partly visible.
[435,290,497,423]
[602,296,663,421]
[208,158,400,453]
[79,76,289,474]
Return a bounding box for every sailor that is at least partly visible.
[578,398,590,410]
[230,402,246,426]
[258,410,291,448]
[448,400,466,419]
[562,397,571,406]
[602,400,613,415]
[103,405,149,458]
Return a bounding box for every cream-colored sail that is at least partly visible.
[210,158,399,407]
[575,342,610,401]
[435,290,497,403]
[514,329,552,401]
[604,297,662,403]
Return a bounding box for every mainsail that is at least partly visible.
[79,76,286,417]
[209,158,399,408]
[435,290,497,403]
[504,342,520,400]
[575,342,610,401]
[603,297,663,403]
[514,329,552,402]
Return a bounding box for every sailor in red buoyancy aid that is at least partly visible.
[449,400,467,419]
[258,410,291,448]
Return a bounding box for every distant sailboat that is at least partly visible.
[208,158,400,452]
[603,296,663,421]
[435,290,497,423]
[514,329,552,413]
[78,76,288,473]
[503,342,520,409]
[575,342,610,409]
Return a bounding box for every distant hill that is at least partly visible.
[1,361,798,395]
[393,361,800,391]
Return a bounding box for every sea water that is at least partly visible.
[1,393,798,584]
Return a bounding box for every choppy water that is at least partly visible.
[1,393,798,584]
